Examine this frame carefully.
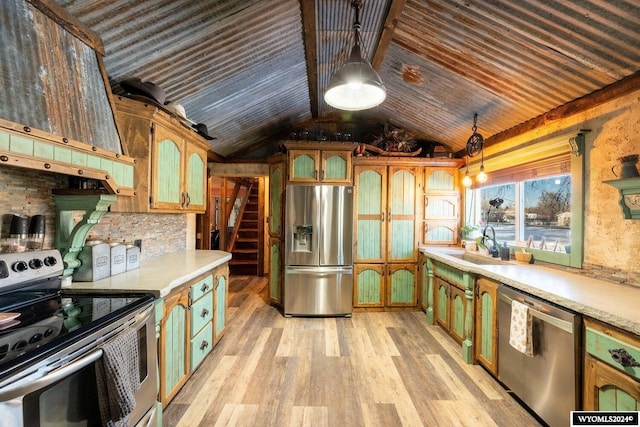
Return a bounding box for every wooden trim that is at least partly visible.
[299,0,318,118]
[476,154,571,187]
[371,0,408,69]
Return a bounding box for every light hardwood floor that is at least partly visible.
[162,275,542,426]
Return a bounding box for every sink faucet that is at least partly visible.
[482,225,500,258]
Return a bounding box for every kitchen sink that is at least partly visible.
[448,252,508,265]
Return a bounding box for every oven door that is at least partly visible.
[0,303,158,427]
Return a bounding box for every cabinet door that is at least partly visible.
[159,288,189,407]
[424,195,459,245]
[449,285,466,344]
[289,149,319,182]
[152,126,184,210]
[354,165,387,263]
[321,150,351,183]
[475,278,498,374]
[434,277,450,331]
[387,263,417,307]
[387,166,422,263]
[269,163,283,236]
[584,354,640,411]
[183,143,207,212]
[425,167,457,193]
[214,269,228,343]
[418,254,429,311]
[269,237,282,304]
[354,264,385,307]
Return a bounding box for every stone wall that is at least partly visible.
[0,167,188,259]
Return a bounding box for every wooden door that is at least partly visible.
[475,278,498,374]
[183,143,207,211]
[434,277,450,331]
[152,125,184,210]
[387,263,417,307]
[321,150,352,183]
[354,165,387,263]
[387,166,422,263]
[354,264,385,307]
[159,287,189,407]
[289,149,319,182]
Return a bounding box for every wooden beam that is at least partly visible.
[482,71,640,149]
[300,0,319,118]
[210,163,270,177]
[372,0,408,69]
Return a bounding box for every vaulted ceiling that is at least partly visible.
[56,0,640,160]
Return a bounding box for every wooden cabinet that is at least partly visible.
[159,287,189,407]
[285,142,354,183]
[430,260,474,362]
[353,160,422,309]
[423,167,460,245]
[158,264,229,407]
[267,156,284,306]
[584,318,640,411]
[268,237,282,305]
[268,160,284,237]
[111,96,208,213]
[474,277,499,375]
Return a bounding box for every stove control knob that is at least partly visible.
[44,256,58,267]
[29,258,44,269]
[12,261,28,273]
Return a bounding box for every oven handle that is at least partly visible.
[0,348,103,401]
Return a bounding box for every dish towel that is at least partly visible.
[96,327,141,427]
[509,299,534,357]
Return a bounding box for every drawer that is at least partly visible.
[190,321,213,373]
[585,320,640,382]
[190,274,213,301]
[190,292,213,337]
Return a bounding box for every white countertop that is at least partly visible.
[66,250,232,298]
[420,245,640,335]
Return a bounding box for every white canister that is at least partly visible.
[109,242,127,276]
[126,244,140,271]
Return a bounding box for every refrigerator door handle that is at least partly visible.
[285,266,353,274]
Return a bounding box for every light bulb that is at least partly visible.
[462,174,473,187]
[476,166,488,183]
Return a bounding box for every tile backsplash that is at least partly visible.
[0,167,187,259]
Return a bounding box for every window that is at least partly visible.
[477,175,571,252]
[464,147,584,268]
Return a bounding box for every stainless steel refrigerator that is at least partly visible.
[284,185,353,316]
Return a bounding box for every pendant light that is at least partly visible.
[462,156,473,187]
[466,113,488,183]
[324,0,386,111]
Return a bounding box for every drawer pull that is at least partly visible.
[609,348,640,368]
[200,308,209,318]
[200,340,209,351]
[200,283,209,293]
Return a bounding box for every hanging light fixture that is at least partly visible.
[462,156,473,187]
[324,0,386,111]
[465,113,488,183]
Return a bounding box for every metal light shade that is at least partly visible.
[324,44,386,111]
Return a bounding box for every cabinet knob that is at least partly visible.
[200,340,209,351]
[201,308,209,318]
[609,348,640,368]
[201,283,209,293]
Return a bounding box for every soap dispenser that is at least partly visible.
[500,242,510,261]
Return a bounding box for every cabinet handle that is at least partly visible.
[185,192,191,207]
[201,283,209,293]
[608,348,640,367]
[320,170,325,180]
[200,340,209,351]
[388,211,391,222]
[381,212,384,222]
[201,308,209,318]
[314,170,318,180]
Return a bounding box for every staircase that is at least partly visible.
[228,182,260,275]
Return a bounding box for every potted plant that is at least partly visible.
[461,224,482,240]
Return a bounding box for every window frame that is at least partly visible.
[463,140,584,268]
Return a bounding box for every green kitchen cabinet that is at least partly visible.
[474,277,498,375]
[213,264,229,344]
[353,160,422,309]
[269,237,282,305]
[584,318,640,411]
[159,286,189,407]
[268,160,284,237]
[189,274,214,373]
[423,167,459,245]
[111,96,208,213]
[286,142,353,183]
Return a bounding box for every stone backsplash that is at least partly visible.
[0,167,187,259]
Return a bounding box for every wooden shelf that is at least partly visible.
[604,177,640,219]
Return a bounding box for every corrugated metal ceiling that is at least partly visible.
[56,0,640,159]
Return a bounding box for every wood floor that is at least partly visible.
[162,275,542,426]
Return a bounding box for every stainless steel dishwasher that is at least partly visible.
[498,284,582,427]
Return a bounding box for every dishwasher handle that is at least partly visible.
[499,292,575,334]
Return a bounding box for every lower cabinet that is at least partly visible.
[434,276,466,344]
[474,277,499,375]
[353,264,417,308]
[158,263,229,407]
[584,318,640,411]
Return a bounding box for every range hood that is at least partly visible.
[0,0,134,196]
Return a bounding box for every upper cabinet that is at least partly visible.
[423,167,460,245]
[111,97,208,213]
[285,142,355,183]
